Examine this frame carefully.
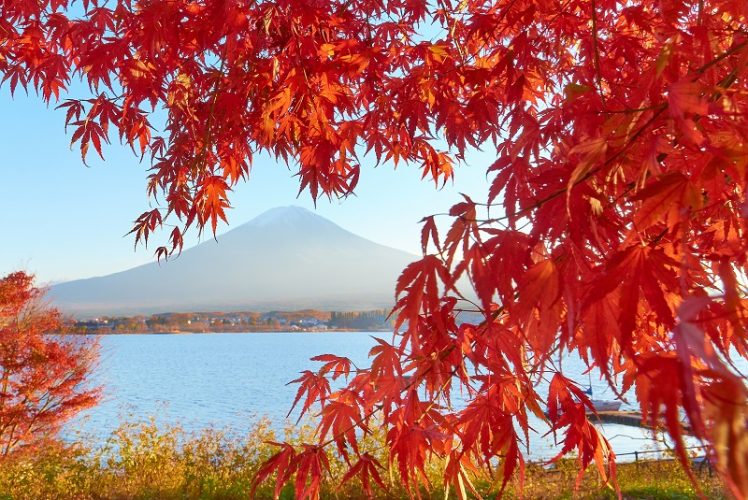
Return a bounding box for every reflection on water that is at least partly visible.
[68,332,698,462]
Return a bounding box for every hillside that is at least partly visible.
[49,207,416,317]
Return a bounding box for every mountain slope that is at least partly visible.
[50,207,416,317]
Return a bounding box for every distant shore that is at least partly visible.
[65,308,395,335]
[67,328,391,335]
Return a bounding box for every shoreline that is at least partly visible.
[60,328,392,335]
[65,308,396,335]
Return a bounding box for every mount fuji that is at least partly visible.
[49,207,416,317]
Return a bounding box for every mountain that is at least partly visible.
[49,207,417,318]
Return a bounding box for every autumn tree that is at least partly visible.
[2,0,748,497]
[0,272,99,457]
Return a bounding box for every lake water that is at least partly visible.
[68,332,697,462]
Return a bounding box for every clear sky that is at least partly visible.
[1,86,495,284]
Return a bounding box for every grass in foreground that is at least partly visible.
[0,419,726,499]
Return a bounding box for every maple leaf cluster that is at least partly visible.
[3,0,748,497]
[0,272,100,457]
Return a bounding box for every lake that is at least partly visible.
[68,332,695,462]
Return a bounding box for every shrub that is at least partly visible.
[0,272,99,457]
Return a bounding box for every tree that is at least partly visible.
[0,272,100,457]
[2,0,748,497]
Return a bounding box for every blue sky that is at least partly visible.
[1,86,494,284]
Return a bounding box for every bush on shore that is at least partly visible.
[0,418,727,499]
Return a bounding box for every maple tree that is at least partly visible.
[0,272,99,457]
[3,0,748,497]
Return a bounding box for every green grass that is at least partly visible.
[0,419,726,499]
